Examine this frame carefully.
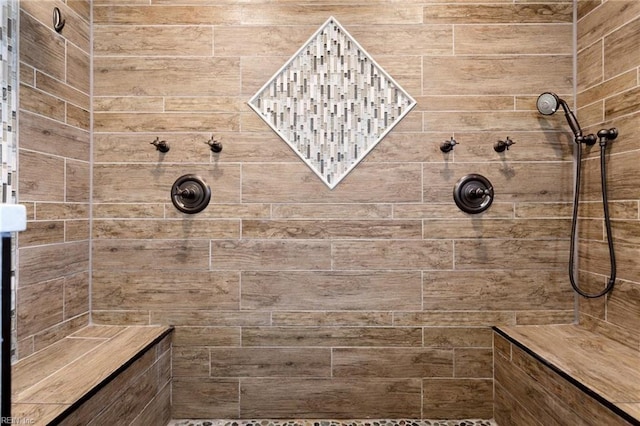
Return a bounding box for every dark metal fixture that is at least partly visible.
[536,92,596,145]
[53,7,65,33]
[537,92,618,298]
[440,137,457,153]
[205,136,223,153]
[171,174,211,214]
[494,137,515,152]
[453,174,494,214]
[597,128,618,146]
[151,137,170,153]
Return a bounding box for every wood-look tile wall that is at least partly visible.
[575,0,640,351]
[17,1,91,359]
[91,0,576,419]
[493,332,634,426]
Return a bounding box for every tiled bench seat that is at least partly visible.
[493,324,640,426]
[12,325,173,425]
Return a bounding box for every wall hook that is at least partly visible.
[440,137,458,153]
[205,136,223,153]
[150,137,170,153]
[53,7,65,33]
[494,137,515,153]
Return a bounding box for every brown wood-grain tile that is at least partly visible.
[454,348,493,378]
[271,312,392,327]
[93,5,242,25]
[15,326,171,404]
[455,239,570,270]
[577,0,640,51]
[20,11,65,81]
[12,337,104,397]
[91,310,150,326]
[19,111,90,161]
[456,24,572,55]
[69,325,125,339]
[499,325,640,406]
[94,25,213,56]
[173,325,250,346]
[242,219,422,239]
[93,164,241,203]
[240,5,423,26]
[130,383,172,426]
[422,378,493,419]
[93,270,239,311]
[210,348,332,377]
[19,84,65,122]
[17,280,64,339]
[242,326,422,347]
[94,57,240,97]
[91,202,164,219]
[271,203,392,219]
[93,218,240,239]
[32,315,90,353]
[92,239,210,271]
[423,270,573,311]
[211,239,331,271]
[577,39,603,92]
[332,240,453,270]
[172,377,239,419]
[66,43,91,94]
[423,56,572,95]
[395,311,516,327]
[332,347,453,378]
[240,378,422,418]
[12,403,67,426]
[241,270,421,311]
[424,3,572,24]
[151,310,269,327]
[172,346,210,377]
[603,16,640,79]
[19,150,65,202]
[93,96,164,113]
[494,381,544,426]
[423,327,493,348]
[19,220,65,247]
[241,163,422,203]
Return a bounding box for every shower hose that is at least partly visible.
[569,142,616,298]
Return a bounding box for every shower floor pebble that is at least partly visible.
[168,419,498,426]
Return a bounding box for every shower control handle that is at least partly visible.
[468,187,490,199]
[440,137,458,153]
[206,136,223,153]
[494,137,515,153]
[151,137,170,153]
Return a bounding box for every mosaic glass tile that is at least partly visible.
[248,16,416,189]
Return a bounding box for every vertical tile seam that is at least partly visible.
[89,0,94,325]
[572,0,580,323]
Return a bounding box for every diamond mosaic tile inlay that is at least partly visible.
[248,16,416,189]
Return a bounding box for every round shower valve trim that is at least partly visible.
[171,174,211,214]
[453,174,494,214]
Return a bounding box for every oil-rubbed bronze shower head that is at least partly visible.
[536,92,561,116]
[536,91,591,143]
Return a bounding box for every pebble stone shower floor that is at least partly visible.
[168,419,498,426]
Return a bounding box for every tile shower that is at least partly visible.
[14,0,640,424]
